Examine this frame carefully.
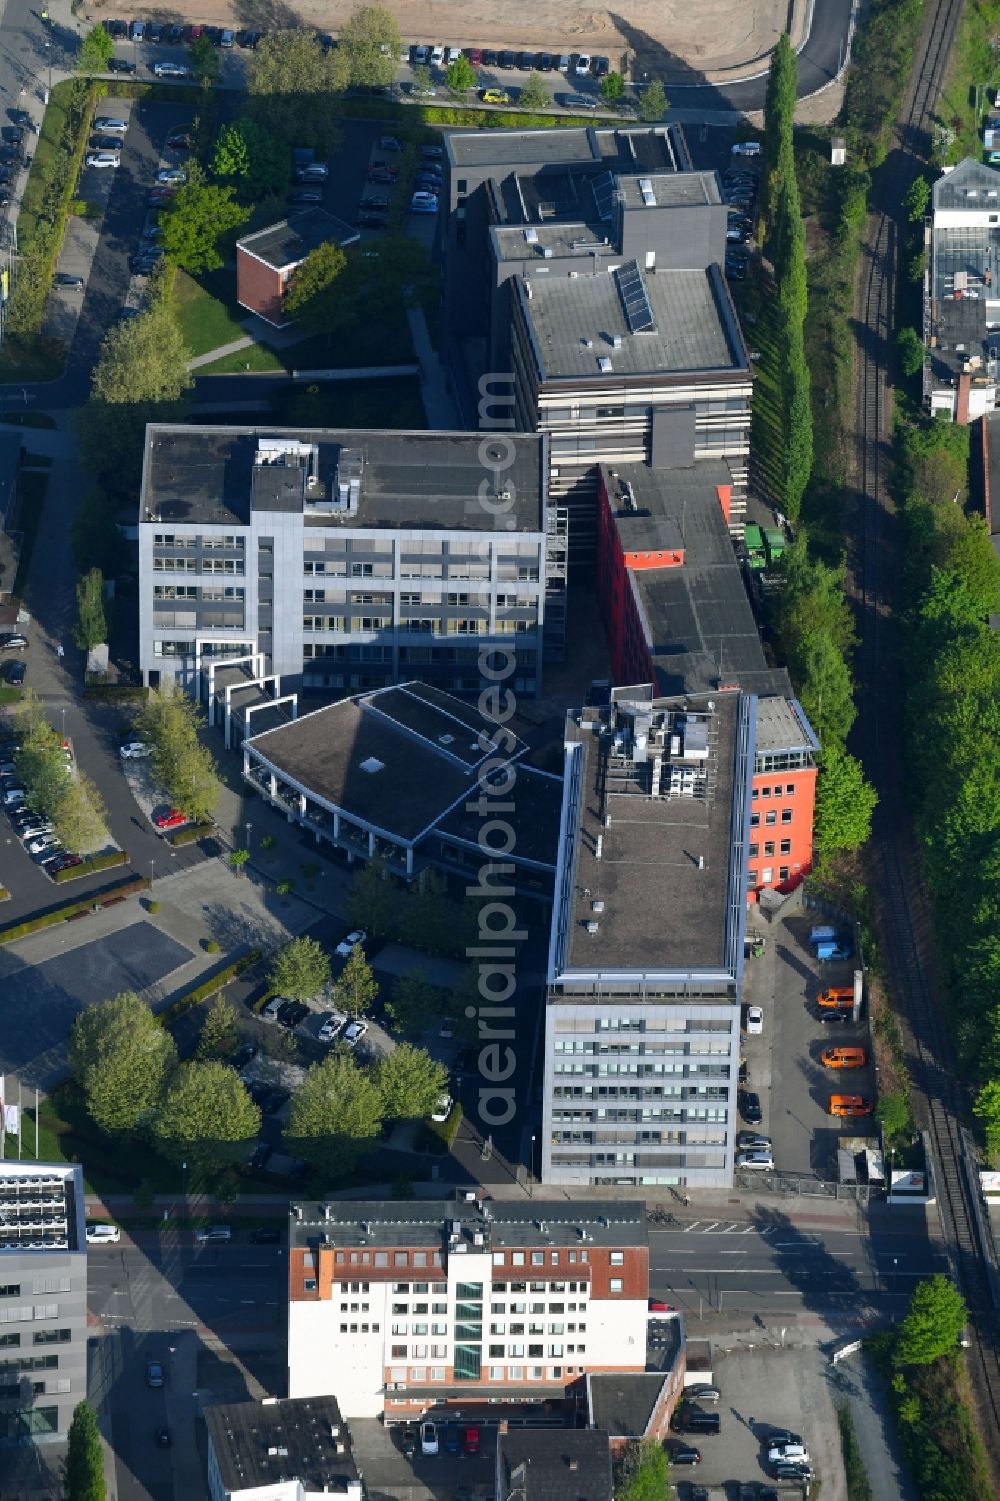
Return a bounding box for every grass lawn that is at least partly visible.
[270,376,426,429]
[0,410,58,430]
[0,337,66,385]
[18,1086,179,1196]
[197,310,418,376]
[174,268,248,359]
[0,685,23,705]
[198,342,283,375]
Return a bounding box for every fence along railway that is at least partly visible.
[853,0,1000,1458]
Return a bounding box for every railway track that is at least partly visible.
[853,0,1000,1454]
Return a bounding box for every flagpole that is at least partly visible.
[17,1080,21,1160]
[34,1088,38,1160]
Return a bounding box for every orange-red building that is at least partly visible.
[595,460,818,901]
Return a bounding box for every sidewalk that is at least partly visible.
[407,303,460,429]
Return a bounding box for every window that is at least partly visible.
[779,866,790,881]
[764,841,775,857]
[765,811,777,826]
[512,1252,525,1266]
[761,786,771,798]
[609,1278,623,1293]
[0,1287,20,1299]
[610,1251,624,1266]
[761,868,773,885]
[781,809,793,824]
[531,1252,544,1265]
[780,839,792,855]
[750,813,759,828]
[786,784,796,795]
[749,843,759,859]
[394,1252,408,1266]
[351,562,374,578]
[391,1345,406,1358]
[430,1367,446,1381]
[303,1278,317,1292]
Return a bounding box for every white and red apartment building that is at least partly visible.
[287,1199,649,1419]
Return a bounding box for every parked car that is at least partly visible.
[318,1011,347,1043]
[732,140,762,155]
[153,808,186,830]
[367,167,398,185]
[686,1384,721,1402]
[482,87,510,104]
[411,192,439,213]
[499,50,516,68]
[768,1444,810,1464]
[421,144,444,159]
[94,116,128,134]
[738,1089,762,1124]
[2,787,26,809]
[0,633,26,652]
[736,1150,775,1171]
[821,1046,868,1070]
[431,1094,453,1122]
[444,1422,461,1454]
[463,1425,480,1455]
[379,134,402,152]
[130,20,145,41]
[736,1130,771,1151]
[166,133,194,151]
[817,985,854,1009]
[767,1429,803,1447]
[335,929,366,957]
[430,45,445,66]
[1,661,24,686]
[148,22,163,42]
[85,1222,121,1244]
[745,1005,763,1035]
[288,190,323,205]
[666,1444,701,1465]
[420,1420,439,1456]
[157,167,187,184]
[829,1094,874,1117]
[343,1019,368,1049]
[249,1226,281,1244]
[153,62,191,78]
[109,59,136,74]
[262,996,287,1022]
[145,1361,164,1389]
[295,163,329,181]
[399,1422,418,1457]
[357,211,388,228]
[575,53,592,74]
[563,94,598,110]
[86,151,120,168]
[195,1224,232,1244]
[278,1001,310,1030]
[119,739,150,759]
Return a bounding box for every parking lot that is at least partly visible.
[671,1345,847,1500]
[350,1414,497,1501]
[738,911,875,1183]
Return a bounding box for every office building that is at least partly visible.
[236,208,359,327]
[205,1395,361,1501]
[542,686,753,1188]
[0,1163,87,1445]
[595,460,818,899]
[243,680,561,895]
[286,1198,649,1419]
[925,158,1000,421]
[138,425,550,701]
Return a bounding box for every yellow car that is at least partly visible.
[482,88,511,105]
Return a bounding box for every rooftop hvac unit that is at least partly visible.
[598,357,613,373]
[586,920,600,934]
[524,227,538,243]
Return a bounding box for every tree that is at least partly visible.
[53,771,107,854]
[385,969,442,1034]
[446,55,478,94]
[196,996,239,1060]
[600,71,625,102]
[898,325,925,378]
[211,122,250,179]
[974,1079,1000,1156]
[332,944,379,1017]
[70,991,177,1136]
[78,24,114,74]
[375,1043,449,1120]
[763,31,796,214]
[160,182,250,274]
[814,746,878,855]
[348,857,396,939]
[247,30,348,143]
[229,848,249,875]
[135,686,220,825]
[875,1090,913,1146]
[340,5,401,90]
[796,630,857,749]
[518,73,550,112]
[91,300,192,406]
[411,62,434,95]
[287,1052,383,1173]
[284,241,348,319]
[618,1439,669,1501]
[904,174,931,223]
[894,1274,968,1366]
[14,691,70,819]
[188,35,220,84]
[153,1061,260,1165]
[270,936,331,1001]
[73,567,107,652]
[638,80,668,122]
[66,1401,105,1501]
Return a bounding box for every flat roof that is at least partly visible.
[288,1198,648,1252]
[518,265,747,381]
[589,1371,673,1437]
[204,1396,358,1495]
[553,688,749,979]
[497,1430,613,1501]
[446,124,685,172]
[753,695,818,755]
[141,426,546,532]
[248,682,532,849]
[492,220,612,263]
[435,762,562,868]
[603,461,792,699]
[237,206,359,270]
[616,170,721,209]
[0,1163,84,1254]
[932,156,1000,212]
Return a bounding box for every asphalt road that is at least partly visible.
[648,1206,950,1319]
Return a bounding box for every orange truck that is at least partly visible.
[829,1094,874,1117]
[821,1047,868,1070]
[817,986,854,1011]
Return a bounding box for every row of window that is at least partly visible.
[0,1304,61,1325]
[152,558,245,574]
[152,534,246,549]
[752,783,797,798]
[153,586,245,602]
[748,866,792,886]
[387,1365,573,1386]
[749,840,793,859]
[749,809,793,828]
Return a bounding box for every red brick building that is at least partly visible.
[595,460,818,900]
[236,207,359,327]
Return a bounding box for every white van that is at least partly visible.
[85,1222,121,1244]
[732,140,762,156]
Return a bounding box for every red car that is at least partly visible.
[153,808,186,831]
[463,1424,480,1455]
[648,1297,677,1312]
[467,47,482,66]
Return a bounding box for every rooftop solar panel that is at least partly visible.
[615,259,658,334]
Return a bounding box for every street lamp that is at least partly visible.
[181,1160,187,1206]
[149,858,155,890]
[245,820,252,851]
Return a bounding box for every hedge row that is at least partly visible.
[0,875,146,944]
[158,948,263,1025]
[170,822,215,847]
[53,849,127,884]
[82,681,149,702]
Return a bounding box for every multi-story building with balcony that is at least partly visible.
[0,1163,87,1445]
[542,686,753,1189]
[138,425,550,701]
[286,1198,649,1420]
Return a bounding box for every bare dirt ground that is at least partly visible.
[92,0,800,80]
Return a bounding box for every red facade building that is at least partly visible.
[595,460,818,900]
[236,207,359,328]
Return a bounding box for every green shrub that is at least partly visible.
[171,822,215,847]
[146,899,160,915]
[0,876,145,944]
[204,938,220,954]
[53,849,127,883]
[82,682,149,701]
[158,949,263,1025]
[424,1099,463,1153]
